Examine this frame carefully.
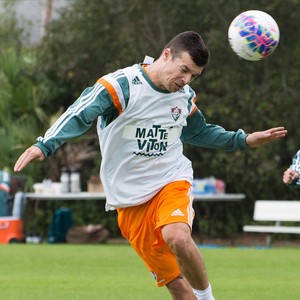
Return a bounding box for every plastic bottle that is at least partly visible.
[60,167,70,193]
[42,178,52,194]
[70,169,81,193]
[204,177,216,195]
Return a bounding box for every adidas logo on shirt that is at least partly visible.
[171,209,185,217]
[132,76,142,85]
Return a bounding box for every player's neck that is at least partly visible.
[143,61,165,90]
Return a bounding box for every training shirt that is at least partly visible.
[35,63,248,210]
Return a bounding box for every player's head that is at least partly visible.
[162,31,210,67]
[155,31,209,92]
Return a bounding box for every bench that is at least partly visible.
[243,200,300,246]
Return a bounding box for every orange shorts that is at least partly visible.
[117,180,194,287]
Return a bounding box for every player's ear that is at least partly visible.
[163,48,172,61]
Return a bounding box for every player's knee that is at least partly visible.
[162,225,192,255]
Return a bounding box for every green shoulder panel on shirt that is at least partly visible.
[116,73,130,108]
[186,86,196,113]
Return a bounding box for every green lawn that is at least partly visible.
[0,244,299,299]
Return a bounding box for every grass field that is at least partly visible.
[0,244,299,299]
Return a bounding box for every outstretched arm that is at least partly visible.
[13,76,126,173]
[246,127,287,148]
[182,109,287,151]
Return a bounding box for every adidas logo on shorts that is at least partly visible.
[171,209,185,217]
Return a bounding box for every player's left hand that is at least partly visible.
[246,127,287,148]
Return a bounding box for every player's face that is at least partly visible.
[161,49,204,92]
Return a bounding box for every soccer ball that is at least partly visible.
[228,10,280,61]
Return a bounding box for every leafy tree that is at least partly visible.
[0,4,64,188]
[0,6,37,176]
[8,0,300,237]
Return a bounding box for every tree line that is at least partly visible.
[1,0,299,237]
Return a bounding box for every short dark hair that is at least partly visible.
[163,31,210,67]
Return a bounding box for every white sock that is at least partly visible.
[193,283,215,300]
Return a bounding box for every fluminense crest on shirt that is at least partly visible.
[171,106,181,121]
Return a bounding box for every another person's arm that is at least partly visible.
[283,150,300,187]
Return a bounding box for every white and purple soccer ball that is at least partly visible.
[228,10,280,61]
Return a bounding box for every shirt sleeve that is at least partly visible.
[181,107,249,151]
[34,81,118,157]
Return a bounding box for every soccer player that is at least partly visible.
[283,150,300,187]
[14,31,287,300]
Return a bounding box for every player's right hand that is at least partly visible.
[14,146,45,172]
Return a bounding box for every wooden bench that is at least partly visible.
[243,200,300,246]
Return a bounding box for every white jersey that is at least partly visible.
[35,62,248,211]
[97,64,195,210]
